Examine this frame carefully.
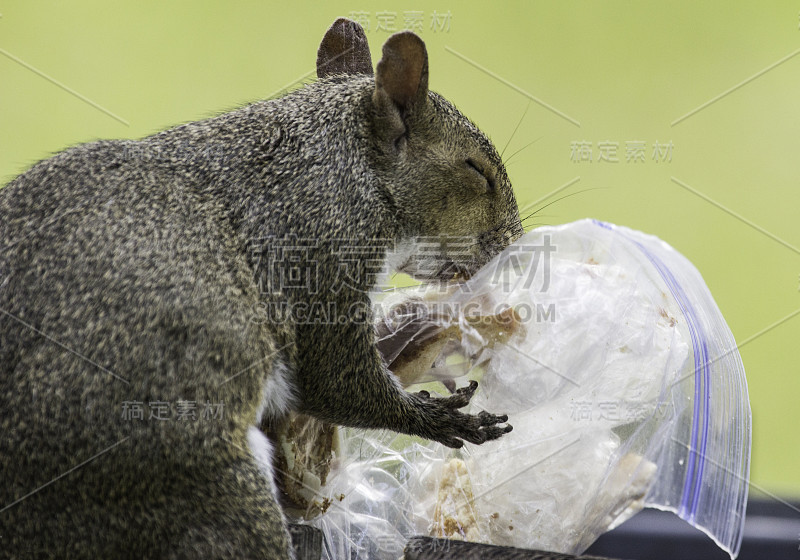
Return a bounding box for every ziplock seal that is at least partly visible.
[633,238,709,521]
[593,219,750,557]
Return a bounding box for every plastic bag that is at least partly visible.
[305,219,751,559]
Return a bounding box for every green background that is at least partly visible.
[1,1,798,503]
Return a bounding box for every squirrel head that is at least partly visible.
[317,19,524,283]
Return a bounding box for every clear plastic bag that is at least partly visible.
[305,219,751,559]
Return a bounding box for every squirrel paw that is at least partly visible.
[414,380,513,448]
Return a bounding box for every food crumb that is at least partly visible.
[319,497,332,514]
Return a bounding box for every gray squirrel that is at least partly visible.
[0,18,523,559]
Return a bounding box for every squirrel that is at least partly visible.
[0,18,523,559]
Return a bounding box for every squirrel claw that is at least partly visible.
[414,381,512,448]
[463,380,478,393]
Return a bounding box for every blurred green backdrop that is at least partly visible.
[1,1,799,501]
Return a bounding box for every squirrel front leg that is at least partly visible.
[294,317,511,449]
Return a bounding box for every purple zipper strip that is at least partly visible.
[592,220,709,520]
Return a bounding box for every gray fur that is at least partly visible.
[0,20,522,559]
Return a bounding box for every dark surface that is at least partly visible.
[293,497,800,559]
[585,498,800,560]
[288,523,323,560]
[404,537,615,560]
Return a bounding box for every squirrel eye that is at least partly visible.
[466,158,495,192]
[394,132,408,153]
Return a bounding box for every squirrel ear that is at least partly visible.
[374,31,429,116]
[317,18,374,78]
